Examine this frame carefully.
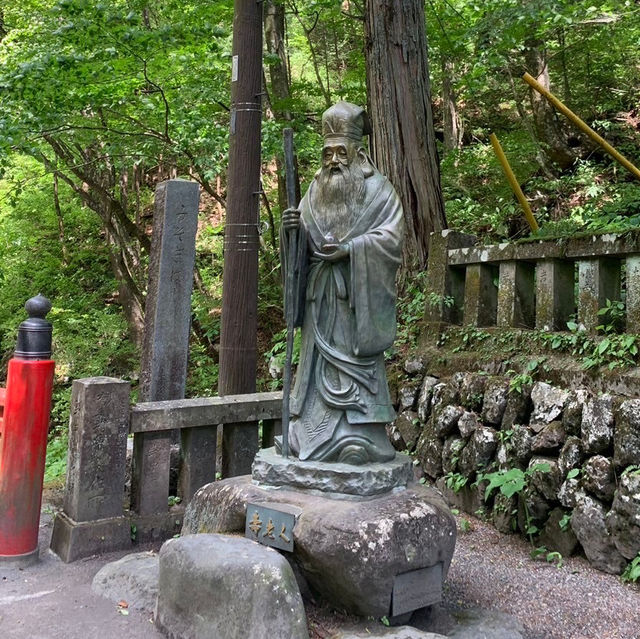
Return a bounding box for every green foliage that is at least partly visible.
[395,271,429,347]
[508,358,546,394]
[597,299,626,335]
[44,431,68,482]
[621,553,640,584]
[531,546,564,569]
[444,471,468,493]
[459,518,472,533]
[0,156,138,433]
[478,462,550,542]
[540,320,639,371]
[558,513,572,532]
[263,328,301,391]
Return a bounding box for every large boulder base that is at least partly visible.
[156,533,308,639]
[184,477,456,618]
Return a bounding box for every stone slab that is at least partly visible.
[50,510,183,562]
[155,533,308,639]
[447,230,640,265]
[392,564,443,617]
[139,178,199,403]
[183,476,456,617]
[133,179,199,516]
[252,447,414,496]
[50,512,132,563]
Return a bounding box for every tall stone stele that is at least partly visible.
[280,101,403,465]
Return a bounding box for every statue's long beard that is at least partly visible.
[314,163,366,239]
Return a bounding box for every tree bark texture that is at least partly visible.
[524,39,576,171]
[364,0,447,274]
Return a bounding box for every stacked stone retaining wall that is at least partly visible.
[391,364,640,575]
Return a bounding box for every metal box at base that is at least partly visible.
[392,563,443,617]
[245,502,299,552]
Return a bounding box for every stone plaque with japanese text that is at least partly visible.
[391,563,443,616]
[245,502,300,552]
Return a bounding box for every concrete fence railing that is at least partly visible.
[425,229,640,333]
[50,380,282,562]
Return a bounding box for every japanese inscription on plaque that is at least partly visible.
[244,502,300,552]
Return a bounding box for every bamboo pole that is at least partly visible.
[490,133,539,232]
[523,72,640,182]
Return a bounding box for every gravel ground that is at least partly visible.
[441,513,640,639]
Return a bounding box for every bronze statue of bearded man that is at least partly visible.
[281,101,404,465]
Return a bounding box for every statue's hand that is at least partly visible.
[282,208,301,233]
[313,243,350,262]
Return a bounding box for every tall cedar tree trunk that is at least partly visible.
[364,0,447,275]
[524,39,576,171]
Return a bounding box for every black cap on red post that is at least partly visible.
[14,294,53,361]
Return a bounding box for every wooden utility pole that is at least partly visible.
[218,0,263,476]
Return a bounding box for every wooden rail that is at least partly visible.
[130,392,282,433]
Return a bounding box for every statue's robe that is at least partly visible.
[281,169,403,461]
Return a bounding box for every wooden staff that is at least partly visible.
[281,128,299,458]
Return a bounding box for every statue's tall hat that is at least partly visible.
[322,101,371,142]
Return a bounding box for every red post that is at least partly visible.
[0,295,55,566]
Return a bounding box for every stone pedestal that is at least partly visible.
[252,447,414,496]
[183,472,456,618]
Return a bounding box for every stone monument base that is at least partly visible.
[253,447,414,496]
[183,473,456,618]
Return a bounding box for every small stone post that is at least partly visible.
[50,377,131,562]
[425,230,475,325]
[577,258,621,332]
[497,261,535,328]
[625,256,640,333]
[535,259,575,330]
[463,263,498,327]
